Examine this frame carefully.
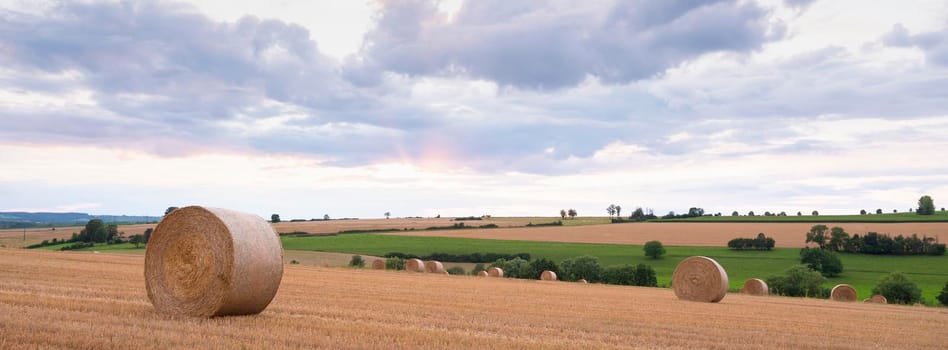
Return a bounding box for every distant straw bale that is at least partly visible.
[487,267,504,278]
[371,259,385,270]
[424,260,444,273]
[540,270,557,281]
[578,279,588,284]
[405,258,425,272]
[739,278,769,296]
[831,284,857,302]
[477,271,488,277]
[144,206,283,318]
[863,294,887,304]
[671,256,728,303]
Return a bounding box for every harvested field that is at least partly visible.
[2,249,947,349]
[0,224,155,248]
[383,222,948,248]
[271,217,560,235]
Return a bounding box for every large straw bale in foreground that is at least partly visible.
[831,284,857,302]
[144,206,283,317]
[540,270,557,281]
[405,258,425,272]
[739,278,769,296]
[424,260,445,273]
[487,267,504,277]
[672,256,728,303]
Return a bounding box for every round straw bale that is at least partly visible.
[830,284,857,302]
[739,278,769,296]
[405,258,425,272]
[578,279,588,284]
[540,270,557,281]
[477,271,488,277]
[424,260,445,273]
[371,259,385,270]
[144,206,283,317]
[487,267,504,277]
[672,256,729,303]
[863,294,887,304]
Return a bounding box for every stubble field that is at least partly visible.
[1,249,946,349]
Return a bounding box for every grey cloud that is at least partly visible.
[355,0,779,89]
[884,23,948,66]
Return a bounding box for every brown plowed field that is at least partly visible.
[384,222,948,248]
[1,249,946,349]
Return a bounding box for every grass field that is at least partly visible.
[2,249,946,349]
[281,234,948,302]
[656,211,948,223]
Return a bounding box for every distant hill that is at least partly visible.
[0,212,161,229]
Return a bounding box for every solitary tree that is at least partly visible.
[859,209,867,215]
[323,214,330,220]
[748,211,755,216]
[797,211,802,216]
[567,209,578,219]
[732,211,739,216]
[876,208,883,214]
[643,240,666,259]
[143,228,153,244]
[559,209,567,219]
[615,205,621,217]
[918,195,935,215]
[271,214,281,223]
[812,210,819,216]
[164,207,178,216]
[806,224,829,249]
[384,212,391,219]
[606,204,616,217]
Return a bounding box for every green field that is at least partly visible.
[39,242,144,253]
[282,234,948,303]
[654,211,948,223]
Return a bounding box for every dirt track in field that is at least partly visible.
[1,249,946,349]
[383,222,948,248]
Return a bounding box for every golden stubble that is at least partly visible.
[1,249,947,349]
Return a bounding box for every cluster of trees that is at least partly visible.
[612,207,658,223]
[731,210,819,216]
[727,233,776,250]
[537,255,657,287]
[799,248,843,277]
[559,209,578,219]
[806,225,945,256]
[661,207,706,219]
[384,252,530,263]
[606,204,622,217]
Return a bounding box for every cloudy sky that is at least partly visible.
[1,0,947,219]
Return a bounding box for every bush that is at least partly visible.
[643,240,665,259]
[559,256,602,282]
[600,264,657,287]
[937,281,948,306]
[384,257,405,270]
[631,264,658,287]
[523,258,559,280]
[290,260,300,264]
[799,248,843,277]
[489,257,529,279]
[727,233,775,250]
[766,265,826,297]
[446,266,465,275]
[601,265,636,285]
[59,242,94,251]
[872,272,922,305]
[349,255,365,268]
[470,263,486,276]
